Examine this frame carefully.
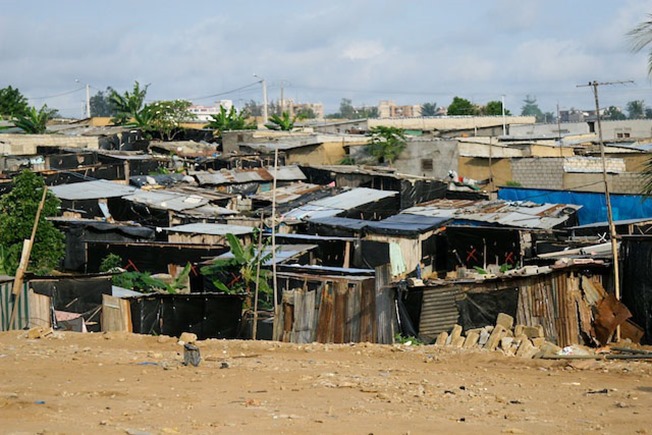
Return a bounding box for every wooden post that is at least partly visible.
[9,186,48,329]
[252,221,264,340]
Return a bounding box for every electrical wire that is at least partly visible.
[29,87,86,100]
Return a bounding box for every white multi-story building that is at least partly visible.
[189,100,234,122]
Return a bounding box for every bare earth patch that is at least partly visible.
[0,331,651,434]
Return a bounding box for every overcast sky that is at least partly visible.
[3,0,652,118]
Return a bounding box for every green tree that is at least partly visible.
[12,105,57,134]
[626,100,645,119]
[365,126,407,166]
[90,88,118,117]
[205,106,256,137]
[603,106,627,120]
[421,102,438,116]
[0,86,29,119]
[447,96,478,115]
[484,100,511,116]
[143,99,196,141]
[109,81,149,125]
[200,232,273,309]
[265,111,301,131]
[242,99,263,117]
[0,170,64,275]
[520,95,544,121]
[295,107,316,119]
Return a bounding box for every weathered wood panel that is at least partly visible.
[101,294,132,332]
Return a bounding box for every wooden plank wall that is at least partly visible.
[101,294,133,332]
[276,272,394,344]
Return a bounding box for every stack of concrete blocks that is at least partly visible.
[434,313,562,358]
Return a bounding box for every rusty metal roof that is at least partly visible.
[403,199,580,229]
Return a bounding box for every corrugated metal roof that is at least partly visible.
[176,203,238,217]
[403,199,580,230]
[308,217,370,231]
[284,188,397,221]
[193,165,305,186]
[163,223,254,236]
[365,214,450,235]
[250,183,322,204]
[242,139,322,151]
[50,180,137,200]
[123,190,209,212]
[215,244,317,265]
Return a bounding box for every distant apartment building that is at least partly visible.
[189,100,234,122]
[378,100,422,118]
[285,100,324,120]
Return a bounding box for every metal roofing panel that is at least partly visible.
[123,190,209,211]
[307,216,369,230]
[311,187,397,209]
[50,180,137,200]
[404,199,580,230]
[163,223,254,236]
[266,165,307,181]
[365,214,451,234]
[215,244,317,265]
[251,183,322,204]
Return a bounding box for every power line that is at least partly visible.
[29,86,86,100]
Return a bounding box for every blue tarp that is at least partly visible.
[498,187,652,225]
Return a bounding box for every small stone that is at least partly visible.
[178,332,198,345]
[435,331,448,347]
[496,313,514,330]
[516,338,539,359]
[451,336,465,348]
[449,325,463,343]
[463,331,480,348]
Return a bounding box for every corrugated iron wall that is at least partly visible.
[418,286,462,342]
[417,269,607,347]
[0,280,29,331]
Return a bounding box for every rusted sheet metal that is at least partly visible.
[276,271,390,344]
[418,267,610,347]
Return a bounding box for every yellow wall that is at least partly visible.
[458,157,512,187]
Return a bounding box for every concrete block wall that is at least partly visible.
[563,156,625,173]
[511,158,564,189]
[0,134,99,155]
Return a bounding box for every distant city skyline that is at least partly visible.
[2,0,652,118]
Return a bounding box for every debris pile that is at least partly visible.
[433,313,563,359]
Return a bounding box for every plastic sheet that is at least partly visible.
[455,288,519,331]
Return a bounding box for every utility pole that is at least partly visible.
[253,74,268,126]
[85,83,91,119]
[501,95,506,136]
[577,80,633,342]
[556,103,563,157]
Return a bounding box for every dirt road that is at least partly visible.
[1,330,651,434]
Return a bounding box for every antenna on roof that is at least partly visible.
[576,79,634,342]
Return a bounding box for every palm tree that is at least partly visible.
[265,111,300,131]
[109,81,149,125]
[629,15,652,75]
[200,232,273,309]
[628,16,652,194]
[12,105,57,134]
[205,106,256,137]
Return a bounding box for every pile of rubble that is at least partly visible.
[433,313,563,359]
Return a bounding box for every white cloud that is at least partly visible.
[341,40,385,61]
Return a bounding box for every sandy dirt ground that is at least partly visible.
[1,330,651,435]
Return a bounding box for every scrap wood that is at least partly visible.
[593,294,632,345]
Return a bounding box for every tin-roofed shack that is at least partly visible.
[399,262,628,347]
